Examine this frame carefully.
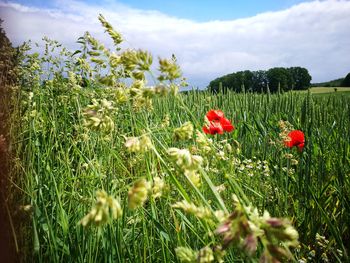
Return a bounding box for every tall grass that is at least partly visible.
[9,16,350,262]
[10,85,350,262]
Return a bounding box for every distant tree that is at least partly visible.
[209,72,239,92]
[242,70,254,92]
[223,73,237,90]
[234,71,243,91]
[267,67,292,92]
[311,78,344,87]
[233,71,245,92]
[208,77,222,93]
[288,67,312,90]
[228,72,239,91]
[341,72,350,87]
[252,70,268,92]
[208,66,311,93]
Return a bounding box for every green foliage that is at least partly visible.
[0,19,18,85]
[12,80,350,262]
[267,67,292,92]
[0,18,19,263]
[311,78,345,87]
[288,66,312,90]
[341,72,350,87]
[209,67,311,93]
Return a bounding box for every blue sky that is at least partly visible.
[1,0,350,87]
[10,0,313,21]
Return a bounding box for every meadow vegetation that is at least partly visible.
[4,15,350,262]
[293,87,350,99]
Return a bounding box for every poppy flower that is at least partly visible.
[284,130,305,152]
[203,121,224,135]
[203,109,235,135]
[220,117,234,132]
[206,110,225,121]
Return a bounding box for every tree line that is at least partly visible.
[311,73,350,87]
[208,67,312,93]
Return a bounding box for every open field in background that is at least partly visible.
[304,87,350,94]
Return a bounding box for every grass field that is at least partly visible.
[305,87,350,94]
[7,17,350,263]
[9,86,350,262]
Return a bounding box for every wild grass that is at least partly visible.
[10,86,350,262]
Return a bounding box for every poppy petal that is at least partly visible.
[209,122,224,134]
[212,125,224,134]
[284,130,305,151]
[297,143,305,152]
[220,117,234,132]
[284,137,293,148]
[203,126,210,134]
[203,122,224,135]
[289,130,305,147]
[206,110,225,121]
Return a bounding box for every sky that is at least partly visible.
[1,0,350,88]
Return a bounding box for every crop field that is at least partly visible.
[4,16,350,262]
[297,87,350,97]
[307,87,350,93]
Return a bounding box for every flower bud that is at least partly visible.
[128,179,151,209]
[175,247,197,263]
[152,177,165,199]
[243,234,257,254]
[291,159,299,165]
[173,121,194,141]
[125,135,152,153]
[125,137,141,152]
[185,170,201,187]
[172,200,211,219]
[197,247,214,263]
[79,190,122,227]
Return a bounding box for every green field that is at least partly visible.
[308,87,350,93]
[7,17,350,263]
[300,87,350,95]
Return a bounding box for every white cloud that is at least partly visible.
[1,0,350,87]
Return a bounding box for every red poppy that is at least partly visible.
[284,130,305,152]
[220,117,234,132]
[203,121,224,135]
[203,109,234,135]
[206,110,225,121]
